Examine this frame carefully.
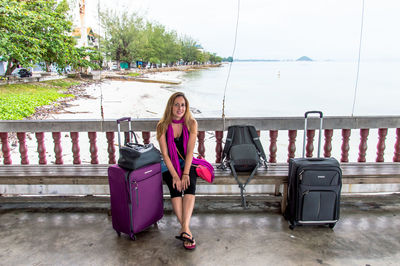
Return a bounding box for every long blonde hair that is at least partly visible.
[156,92,195,140]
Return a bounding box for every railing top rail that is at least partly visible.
[1,116,400,132]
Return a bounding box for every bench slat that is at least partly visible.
[1,163,400,185]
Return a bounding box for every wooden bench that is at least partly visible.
[1,163,400,213]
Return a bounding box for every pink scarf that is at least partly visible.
[166,118,214,180]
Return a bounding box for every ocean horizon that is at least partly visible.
[176,61,400,118]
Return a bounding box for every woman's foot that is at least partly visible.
[182,233,196,250]
[175,230,196,250]
[183,238,196,250]
[175,231,193,243]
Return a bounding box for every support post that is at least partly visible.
[88,132,99,164]
[52,132,63,164]
[323,129,333,158]
[0,133,12,165]
[358,129,369,162]
[287,130,297,162]
[306,130,315,158]
[341,129,351,163]
[35,132,47,165]
[70,132,81,164]
[197,131,205,158]
[376,128,388,162]
[106,132,116,164]
[17,132,29,164]
[215,131,223,163]
[269,130,278,163]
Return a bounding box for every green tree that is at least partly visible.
[202,52,211,64]
[210,53,222,63]
[100,10,144,68]
[163,30,181,66]
[0,0,98,75]
[0,0,44,75]
[144,22,165,67]
[70,46,102,72]
[222,56,233,62]
[196,51,205,64]
[36,0,75,72]
[180,36,200,64]
[99,9,221,68]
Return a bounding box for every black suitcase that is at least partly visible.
[284,111,342,229]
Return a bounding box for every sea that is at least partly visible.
[177,60,400,117]
[174,60,400,165]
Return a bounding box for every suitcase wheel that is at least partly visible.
[289,224,295,230]
[329,223,336,229]
[129,233,136,241]
[116,231,121,237]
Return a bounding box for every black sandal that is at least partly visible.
[175,232,194,244]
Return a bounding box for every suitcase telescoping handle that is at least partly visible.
[302,111,323,158]
[116,117,132,148]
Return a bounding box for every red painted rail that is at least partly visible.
[1,117,400,165]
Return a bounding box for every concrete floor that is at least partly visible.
[1,198,400,266]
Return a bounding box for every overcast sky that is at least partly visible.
[81,0,400,61]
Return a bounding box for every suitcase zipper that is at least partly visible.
[125,171,135,235]
[298,167,341,183]
[299,166,341,174]
[299,170,304,181]
[132,181,139,207]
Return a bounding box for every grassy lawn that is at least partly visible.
[0,79,81,120]
[127,72,140,77]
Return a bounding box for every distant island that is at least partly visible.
[296,56,313,61]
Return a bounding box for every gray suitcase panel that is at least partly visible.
[299,190,338,222]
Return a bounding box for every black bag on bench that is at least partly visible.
[220,125,268,208]
[117,117,161,170]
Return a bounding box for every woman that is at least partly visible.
[156,92,198,250]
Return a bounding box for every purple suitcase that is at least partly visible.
[108,163,163,240]
[108,117,163,240]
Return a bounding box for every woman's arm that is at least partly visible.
[182,119,198,190]
[158,134,182,192]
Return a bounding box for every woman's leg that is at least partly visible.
[181,194,196,248]
[163,171,184,225]
[181,194,195,232]
[171,197,183,225]
[180,167,197,247]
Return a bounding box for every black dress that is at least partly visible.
[162,134,197,198]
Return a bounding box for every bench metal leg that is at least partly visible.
[274,183,281,196]
[239,185,247,209]
[281,184,288,214]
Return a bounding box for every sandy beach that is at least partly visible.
[2,70,225,195]
[47,71,188,120]
[5,69,220,167]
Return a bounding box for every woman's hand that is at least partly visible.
[172,175,182,192]
[181,173,190,191]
